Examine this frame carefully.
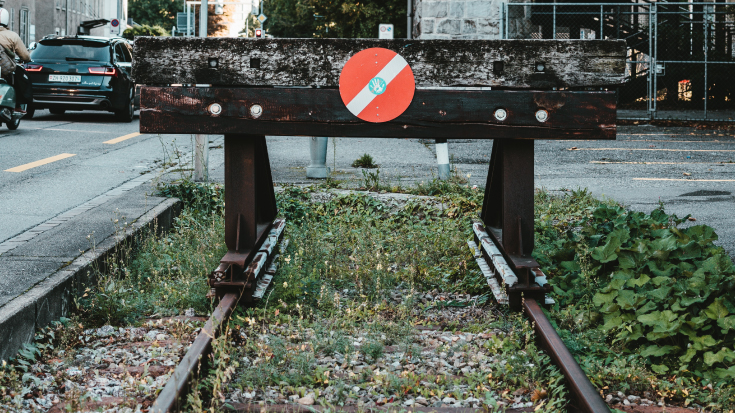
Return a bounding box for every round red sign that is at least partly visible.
[339,48,415,123]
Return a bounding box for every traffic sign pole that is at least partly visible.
[199,0,209,37]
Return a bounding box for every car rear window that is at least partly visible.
[31,41,110,62]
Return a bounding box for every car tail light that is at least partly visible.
[25,64,43,71]
[88,67,117,76]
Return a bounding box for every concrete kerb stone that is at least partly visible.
[0,197,182,362]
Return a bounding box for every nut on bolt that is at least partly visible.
[250,104,263,118]
[208,103,222,115]
[535,109,549,123]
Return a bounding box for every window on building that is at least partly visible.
[19,8,28,45]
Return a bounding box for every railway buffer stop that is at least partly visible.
[133,37,625,413]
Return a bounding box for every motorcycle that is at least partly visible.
[0,63,26,130]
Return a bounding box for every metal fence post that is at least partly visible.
[194,134,209,182]
[704,5,709,119]
[653,3,657,119]
[553,5,556,39]
[436,139,450,180]
[307,137,331,179]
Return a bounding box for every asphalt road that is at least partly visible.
[261,126,735,257]
[1,114,732,257]
[0,109,202,244]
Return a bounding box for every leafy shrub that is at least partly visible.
[351,153,378,168]
[122,24,168,40]
[542,202,735,381]
[158,180,224,214]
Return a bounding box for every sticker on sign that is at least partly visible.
[339,47,415,123]
[378,23,393,39]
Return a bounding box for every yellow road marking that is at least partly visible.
[25,127,111,133]
[104,132,141,144]
[5,153,76,172]
[572,148,735,152]
[623,140,735,143]
[633,178,735,182]
[591,161,734,165]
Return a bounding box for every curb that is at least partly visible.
[0,198,182,361]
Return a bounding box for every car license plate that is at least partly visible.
[49,75,82,83]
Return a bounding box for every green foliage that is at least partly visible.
[122,24,169,40]
[158,180,224,215]
[538,196,735,382]
[77,182,226,326]
[351,153,378,168]
[269,191,480,308]
[267,0,407,38]
[128,0,181,31]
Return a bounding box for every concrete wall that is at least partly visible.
[412,0,504,39]
[412,0,536,40]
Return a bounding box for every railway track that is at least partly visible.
[149,218,610,413]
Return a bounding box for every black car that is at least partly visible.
[25,36,136,122]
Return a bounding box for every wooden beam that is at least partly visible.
[139,87,616,139]
[133,38,626,88]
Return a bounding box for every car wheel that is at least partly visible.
[6,117,20,130]
[25,107,35,119]
[50,108,65,115]
[114,89,134,122]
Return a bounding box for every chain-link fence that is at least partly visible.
[504,2,735,121]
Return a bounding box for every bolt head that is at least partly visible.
[535,109,549,122]
[209,103,222,115]
[250,104,263,118]
[494,108,507,121]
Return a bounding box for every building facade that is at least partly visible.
[0,0,127,46]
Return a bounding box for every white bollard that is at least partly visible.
[436,138,450,180]
[194,134,209,182]
[307,136,331,179]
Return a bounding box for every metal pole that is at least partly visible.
[653,4,658,118]
[199,0,209,37]
[307,137,330,178]
[407,0,412,39]
[704,6,708,119]
[187,3,191,36]
[436,139,450,180]
[553,4,556,39]
[194,134,209,182]
[600,5,603,38]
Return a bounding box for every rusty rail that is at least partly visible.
[150,292,240,413]
[523,298,610,413]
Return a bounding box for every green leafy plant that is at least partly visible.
[352,153,378,168]
[541,201,735,381]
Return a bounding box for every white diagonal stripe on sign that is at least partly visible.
[345,54,409,116]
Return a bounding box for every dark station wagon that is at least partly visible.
[25,36,137,122]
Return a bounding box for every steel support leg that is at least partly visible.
[211,134,278,294]
[480,139,544,309]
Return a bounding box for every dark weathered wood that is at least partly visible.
[140,87,616,139]
[133,38,626,88]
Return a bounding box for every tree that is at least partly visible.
[129,0,183,31]
[122,24,169,40]
[267,0,407,38]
